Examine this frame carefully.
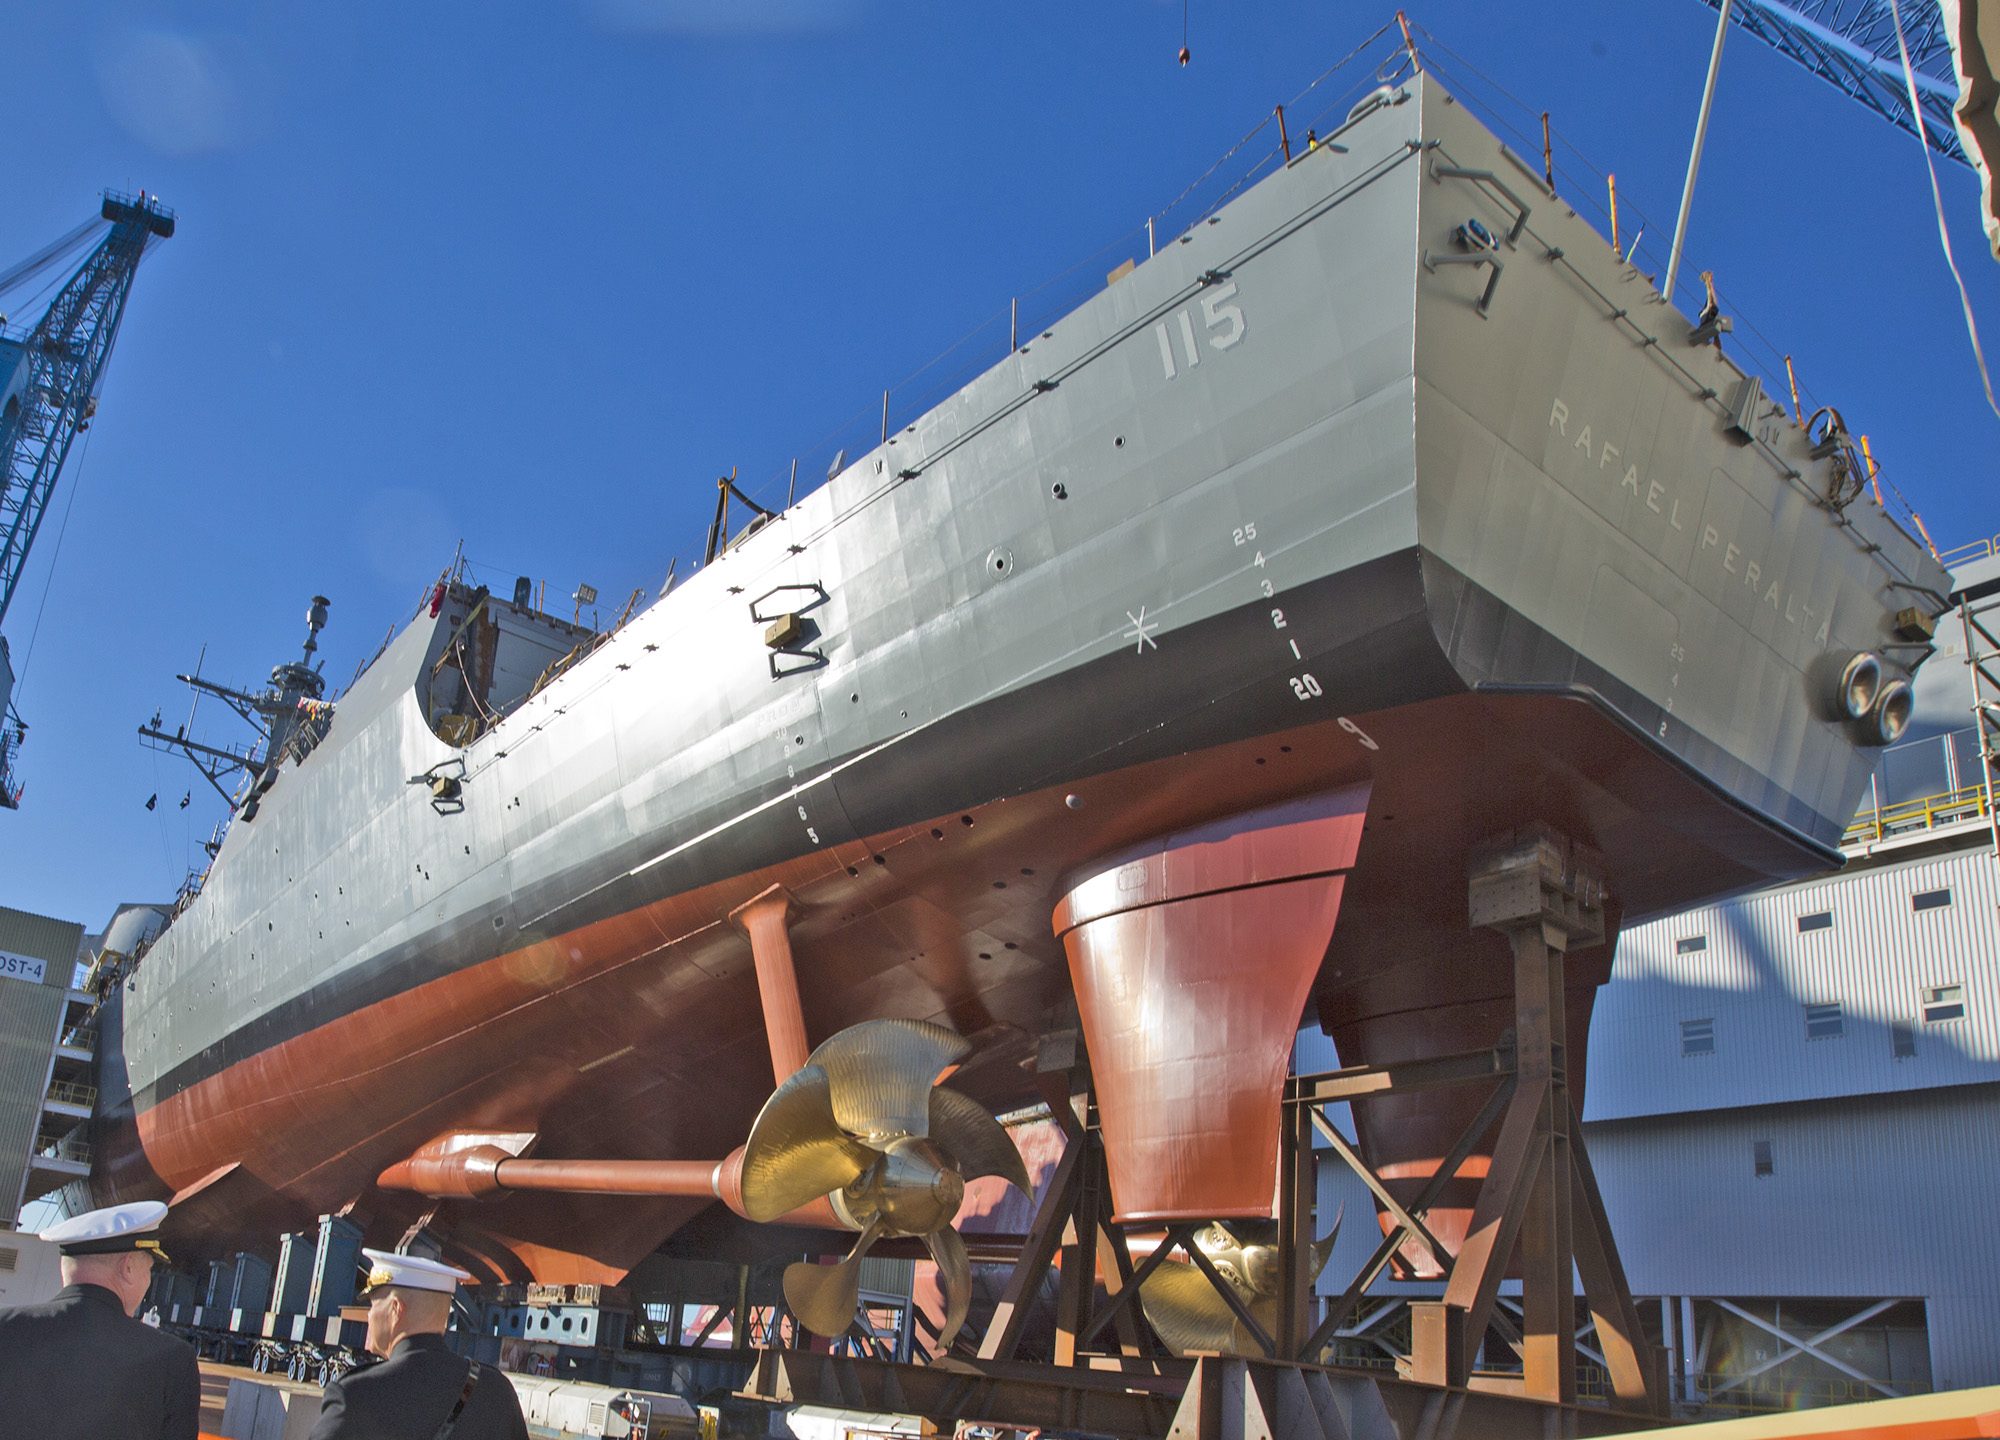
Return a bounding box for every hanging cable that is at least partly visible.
[1888,0,2000,421]
[0,215,102,303]
[10,425,94,702]
[1179,0,1190,66]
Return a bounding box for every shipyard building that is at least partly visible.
[0,902,165,1235]
[0,903,91,1227]
[1587,541,2000,1401]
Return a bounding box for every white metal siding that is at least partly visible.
[1588,846,2000,1120]
[1586,1085,2000,1389]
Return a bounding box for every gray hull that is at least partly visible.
[93,80,1944,1276]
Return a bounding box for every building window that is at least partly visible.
[1804,1002,1844,1040]
[1681,1018,1715,1056]
[1912,887,1953,912]
[1797,911,1834,933]
[1923,984,1966,1023]
[1753,1140,1774,1177]
[1675,934,1708,954]
[1892,1021,1918,1060]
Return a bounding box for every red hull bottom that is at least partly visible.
[103,689,1823,1284]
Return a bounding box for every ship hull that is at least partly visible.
[96,602,1832,1278]
[93,76,1945,1281]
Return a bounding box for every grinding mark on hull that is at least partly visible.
[620,718,946,885]
[579,1044,637,1074]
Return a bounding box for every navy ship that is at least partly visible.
[83,71,1945,1328]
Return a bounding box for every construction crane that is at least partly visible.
[0,193,175,808]
[1696,0,1969,163]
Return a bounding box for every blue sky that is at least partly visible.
[4,0,1998,930]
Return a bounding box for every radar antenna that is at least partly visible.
[138,596,336,820]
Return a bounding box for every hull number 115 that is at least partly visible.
[1155,283,1245,380]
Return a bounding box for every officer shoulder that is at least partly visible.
[126,1312,198,1361]
[332,1355,395,1390]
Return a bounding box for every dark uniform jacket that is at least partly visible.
[0,1282,200,1440]
[309,1332,527,1439]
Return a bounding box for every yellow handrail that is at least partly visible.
[1844,780,1992,846]
[1936,534,2000,569]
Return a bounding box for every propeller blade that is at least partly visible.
[1229,1300,1283,1359]
[1138,1260,1246,1357]
[784,1218,884,1339]
[927,1086,1030,1195]
[922,1225,972,1352]
[806,1019,970,1142]
[740,1063,875,1222]
[1309,1204,1344,1281]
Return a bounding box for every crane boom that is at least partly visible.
[0,192,173,809]
[1697,0,1969,162]
[0,193,173,626]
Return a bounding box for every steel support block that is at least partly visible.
[1407,823,1660,1415]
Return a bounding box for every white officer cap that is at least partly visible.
[39,1200,172,1262]
[359,1248,475,1297]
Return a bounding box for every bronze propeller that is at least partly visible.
[1137,1213,1343,1357]
[738,1019,1031,1348]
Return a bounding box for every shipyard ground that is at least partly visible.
[190,1355,2000,1440]
[196,1360,314,1436]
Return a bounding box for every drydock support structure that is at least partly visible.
[369,818,1668,1437]
[727,822,1666,1439]
[370,806,1665,1437]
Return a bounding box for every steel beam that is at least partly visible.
[1279,1086,1317,1358]
[976,1128,1084,1361]
[1301,1073,1514,1357]
[1707,1298,1901,1397]
[1567,1095,1658,1406]
[1410,824,1659,1414]
[1296,1047,1509,1103]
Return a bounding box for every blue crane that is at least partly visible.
[0,193,174,807]
[1696,0,1969,163]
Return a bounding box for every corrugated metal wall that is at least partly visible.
[1588,845,2000,1120]
[0,906,83,1226]
[1587,1086,2000,1390]
[0,907,84,980]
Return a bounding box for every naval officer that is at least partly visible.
[310,1249,527,1440]
[0,1200,201,1439]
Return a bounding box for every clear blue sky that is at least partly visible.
[4,0,1997,931]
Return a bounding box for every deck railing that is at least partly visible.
[1843,722,1998,848]
[1844,780,1992,846]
